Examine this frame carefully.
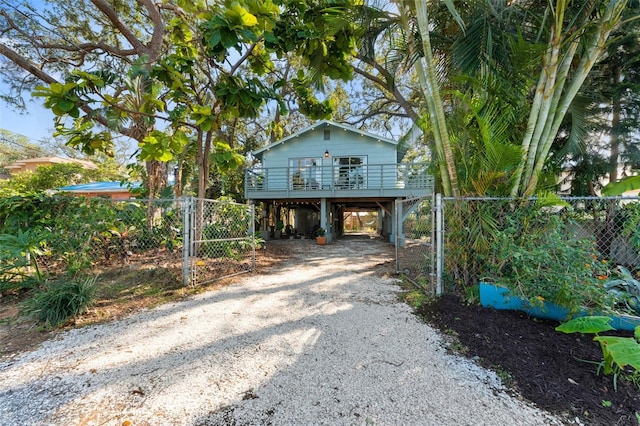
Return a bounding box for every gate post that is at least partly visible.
[435,193,443,295]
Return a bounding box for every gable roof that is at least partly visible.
[4,156,97,173]
[252,120,403,160]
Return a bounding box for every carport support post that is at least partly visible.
[320,197,329,242]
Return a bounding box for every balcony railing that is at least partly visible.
[245,163,433,197]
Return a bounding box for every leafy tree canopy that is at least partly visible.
[1,0,364,198]
[0,162,125,196]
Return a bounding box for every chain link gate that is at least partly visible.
[395,195,440,294]
[183,197,256,285]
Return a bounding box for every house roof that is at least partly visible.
[58,181,141,193]
[4,156,97,171]
[252,120,406,161]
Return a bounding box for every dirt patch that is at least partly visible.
[418,294,640,426]
[0,244,291,362]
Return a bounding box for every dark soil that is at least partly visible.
[418,295,640,426]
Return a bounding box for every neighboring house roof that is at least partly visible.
[58,181,141,193]
[252,120,409,161]
[4,156,97,173]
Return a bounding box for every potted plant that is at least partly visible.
[316,227,327,245]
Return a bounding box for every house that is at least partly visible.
[4,156,97,174]
[245,120,434,243]
[57,181,141,200]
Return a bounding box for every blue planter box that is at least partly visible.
[479,283,640,331]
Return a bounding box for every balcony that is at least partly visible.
[245,163,434,200]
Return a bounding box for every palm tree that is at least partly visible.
[360,1,630,197]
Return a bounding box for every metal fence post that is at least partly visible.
[435,193,443,295]
[182,196,192,286]
[250,203,256,272]
[394,199,400,273]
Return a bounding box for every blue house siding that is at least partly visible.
[246,121,433,244]
[252,121,414,194]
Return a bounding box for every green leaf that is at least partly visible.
[239,28,258,42]
[225,4,258,27]
[156,151,173,162]
[555,316,615,334]
[51,105,66,117]
[56,99,75,112]
[595,336,640,371]
[69,107,80,119]
[208,30,222,47]
[602,176,640,196]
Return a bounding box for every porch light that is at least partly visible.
[324,150,330,158]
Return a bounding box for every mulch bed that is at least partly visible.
[417,295,640,426]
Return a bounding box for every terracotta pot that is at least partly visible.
[316,236,327,245]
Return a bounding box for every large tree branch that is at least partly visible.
[353,60,420,124]
[89,0,145,52]
[0,43,146,140]
[139,0,165,61]
[90,0,154,58]
[0,43,58,85]
[1,9,137,64]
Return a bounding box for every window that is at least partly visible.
[289,157,321,189]
[334,156,367,189]
[324,129,331,140]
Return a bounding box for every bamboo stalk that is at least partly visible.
[524,1,627,195]
[414,0,459,196]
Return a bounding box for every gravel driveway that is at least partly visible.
[0,237,561,425]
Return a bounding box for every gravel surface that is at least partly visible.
[0,237,562,426]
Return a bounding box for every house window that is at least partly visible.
[334,156,367,189]
[289,157,321,189]
[324,129,331,140]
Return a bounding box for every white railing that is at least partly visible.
[246,163,433,193]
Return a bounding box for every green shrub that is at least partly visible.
[0,228,49,292]
[488,208,611,314]
[605,266,640,315]
[620,202,640,255]
[21,275,97,327]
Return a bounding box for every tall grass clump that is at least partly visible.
[22,275,97,327]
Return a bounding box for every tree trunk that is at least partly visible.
[609,65,622,183]
[411,0,459,196]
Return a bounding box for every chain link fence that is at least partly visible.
[0,195,255,288]
[395,195,436,292]
[24,197,185,280]
[184,198,256,285]
[442,196,640,294]
[396,196,640,296]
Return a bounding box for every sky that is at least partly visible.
[0,98,55,144]
[0,0,55,145]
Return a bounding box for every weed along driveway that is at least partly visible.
[0,238,561,425]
